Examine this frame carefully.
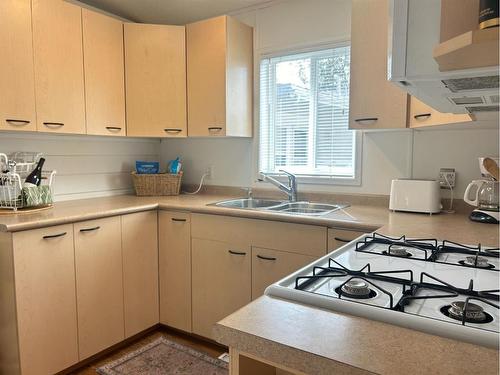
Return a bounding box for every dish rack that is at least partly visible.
[0,152,56,211]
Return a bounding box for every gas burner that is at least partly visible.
[336,279,376,299]
[458,256,495,269]
[441,301,494,324]
[383,245,412,257]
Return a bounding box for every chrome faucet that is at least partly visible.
[259,170,298,202]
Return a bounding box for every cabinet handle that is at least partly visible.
[106,126,122,131]
[208,127,222,131]
[6,119,30,126]
[228,250,246,256]
[334,237,351,243]
[164,128,182,133]
[354,118,378,123]
[413,113,432,120]
[43,232,67,239]
[79,226,101,233]
[43,122,65,128]
[171,218,186,222]
[257,254,277,261]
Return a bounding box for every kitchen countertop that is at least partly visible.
[0,194,497,247]
[1,193,498,374]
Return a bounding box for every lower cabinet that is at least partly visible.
[251,247,316,299]
[159,211,192,332]
[74,217,125,360]
[122,211,159,338]
[192,238,251,339]
[12,224,78,375]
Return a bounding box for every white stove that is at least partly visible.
[265,233,500,348]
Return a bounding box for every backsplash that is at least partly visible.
[0,132,160,201]
[161,128,500,198]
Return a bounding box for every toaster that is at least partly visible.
[389,179,441,214]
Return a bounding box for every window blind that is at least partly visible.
[259,46,356,179]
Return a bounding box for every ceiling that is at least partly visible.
[77,0,273,24]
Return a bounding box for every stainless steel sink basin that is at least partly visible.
[213,198,284,209]
[211,198,347,216]
[267,202,346,216]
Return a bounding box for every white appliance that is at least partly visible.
[265,233,500,348]
[389,179,441,214]
[389,0,499,117]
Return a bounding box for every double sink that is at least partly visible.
[211,198,348,216]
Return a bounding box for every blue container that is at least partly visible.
[135,161,160,174]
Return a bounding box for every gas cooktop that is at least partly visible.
[265,233,500,348]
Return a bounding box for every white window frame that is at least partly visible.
[255,42,362,187]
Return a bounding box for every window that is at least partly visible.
[259,45,358,182]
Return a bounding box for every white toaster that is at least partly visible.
[389,179,441,214]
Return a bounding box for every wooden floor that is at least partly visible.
[70,327,227,374]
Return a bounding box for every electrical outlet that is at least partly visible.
[205,166,214,180]
[439,168,456,189]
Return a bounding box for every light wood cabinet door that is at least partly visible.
[12,225,78,375]
[349,0,408,130]
[32,0,86,134]
[83,9,126,136]
[74,217,124,359]
[124,23,186,137]
[409,97,473,128]
[187,16,226,136]
[159,211,192,332]
[187,15,252,137]
[122,211,159,338]
[192,238,251,339]
[328,228,368,251]
[251,247,316,299]
[0,0,36,132]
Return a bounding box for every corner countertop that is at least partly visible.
[0,194,498,247]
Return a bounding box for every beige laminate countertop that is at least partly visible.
[1,193,498,374]
[0,194,498,247]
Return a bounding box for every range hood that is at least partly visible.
[389,0,499,119]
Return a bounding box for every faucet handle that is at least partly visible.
[244,187,253,198]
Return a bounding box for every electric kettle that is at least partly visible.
[464,179,499,223]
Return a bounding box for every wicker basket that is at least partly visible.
[131,171,182,196]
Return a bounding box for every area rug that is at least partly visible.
[97,337,228,375]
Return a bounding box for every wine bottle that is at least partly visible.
[24,158,45,187]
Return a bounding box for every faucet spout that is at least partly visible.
[259,170,298,202]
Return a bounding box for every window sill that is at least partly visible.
[257,174,361,187]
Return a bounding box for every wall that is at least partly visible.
[161,0,499,198]
[0,132,160,201]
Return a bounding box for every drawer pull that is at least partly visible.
[334,237,351,243]
[79,226,101,233]
[228,250,246,256]
[354,117,378,124]
[171,218,187,222]
[43,122,65,128]
[106,126,122,131]
[43,232,67,239]
[414,113,432,120]
[208,127,223,131]
[6,119,30,125]
[164,128,182,133]
[257,254,277,261]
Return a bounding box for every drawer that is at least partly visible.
[192,213,327,257]
[328,228,368,251]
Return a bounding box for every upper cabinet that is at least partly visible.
[409,97,473,129]
[187,16,253,137]
[0,0,37,132]
[349,0,408,130]
[83,9,126,136]
[124,23,187,137]
[32,0,86,134]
